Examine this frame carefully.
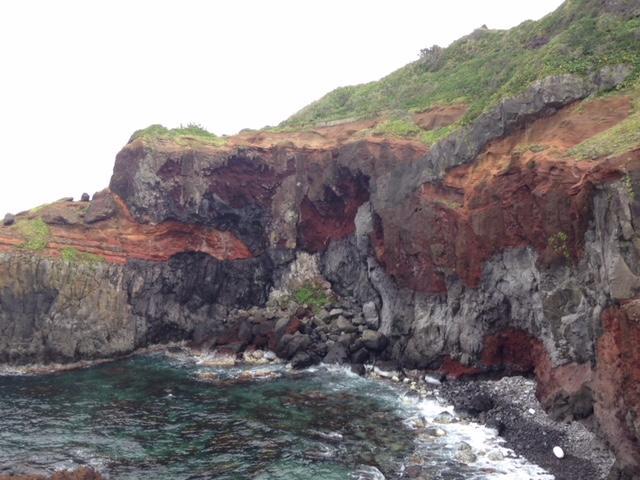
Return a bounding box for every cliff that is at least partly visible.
[1,0,640,476]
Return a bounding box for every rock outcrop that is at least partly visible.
[1,69,640,476]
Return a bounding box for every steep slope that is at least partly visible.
[1,0,640,477]
[283,0,640,141]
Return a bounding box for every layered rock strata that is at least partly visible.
[1,71,640,476]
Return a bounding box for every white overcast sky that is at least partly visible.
[0,0,563,214]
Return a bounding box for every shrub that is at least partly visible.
[129,123,227,147]
[549,231,571,259]
[16,218,50,251]
[292,283,330,312]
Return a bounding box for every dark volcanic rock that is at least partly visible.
[0,252,273,364]
[0,66,638,475]
[2,213,15,226]
[323,342,349,364]
[84,190,117,223]
[361,329,387,352]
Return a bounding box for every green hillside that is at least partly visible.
[282,0,640,139]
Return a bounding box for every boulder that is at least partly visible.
[350,347,369,364]
[2,213,15,226]
[323,343,349,364]
[334,316,357,333]
[277,333,311,359]
[291,351,315,369]
[84,191,117,224]
[42,208,82,225]
[362,301,380,329]
[80,192,90,202]
[361,329,388,352]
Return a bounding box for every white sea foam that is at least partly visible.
[402,394,555,479]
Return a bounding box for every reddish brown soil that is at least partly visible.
[593,302,640,471]
[413,103,468,131]
[0,194,252,264]
[376,96,636,292]
[298,172,370,253]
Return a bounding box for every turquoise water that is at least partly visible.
[0,354,415,479]
[0,352,556,480]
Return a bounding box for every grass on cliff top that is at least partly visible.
[281,0,640,135]
[130,123,227,147]
[16,218,50,252]
[569,82,640,159]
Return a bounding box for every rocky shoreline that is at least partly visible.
[0,292,620,480]
[438,376,614,480]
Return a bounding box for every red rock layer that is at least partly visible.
[376,96,635,292]
[298,171,370,252]
[0,193,252,264]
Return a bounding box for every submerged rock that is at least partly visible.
[433,411,457,424]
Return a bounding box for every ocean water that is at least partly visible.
[0,352,554,479]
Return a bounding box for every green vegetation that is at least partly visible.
[623,174,636,200]
[130,123,227,147]
[569,84,640,159]
[420,124,457,146]
[549,231,571,259]
[16,218,50,251]
[373,118,422,137]
[282,0,640,137]
[60,247,105,264]
[293,283,330,312]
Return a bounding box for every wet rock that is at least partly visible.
[277,333,311,359]
[425,426,447,437]
[324,342,349,364]
[351,347,369,364]
[303,444,336,460]
[487,450,504,461]
[291,351,315,369]
[350,363,366,376]
[455,442,478,464]
[352,465,386,480]
[433,411,457,424]
[424,374,443,385]
[2,213,15,226]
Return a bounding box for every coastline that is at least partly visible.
[438,376,614,480]
[0,346,615,480]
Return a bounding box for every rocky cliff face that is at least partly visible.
[2,68,640,476]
